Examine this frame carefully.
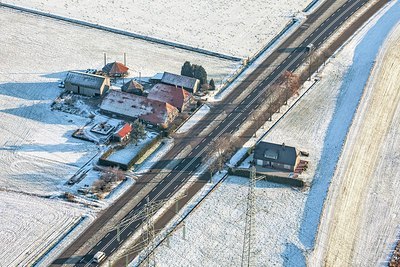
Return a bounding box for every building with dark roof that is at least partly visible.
[64,71,110,96]
[121,79,144,95]
[102,61,129,77]
[148,83,191,112]
[161,72,200,93]
[253,141,300,172]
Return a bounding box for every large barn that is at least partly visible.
[160,72,200,93]
[100,90,178,127]
[253,141,300,172]
[64,71,110,96]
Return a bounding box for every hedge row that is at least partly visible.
[98,134,162,171]
[228,167,304,187]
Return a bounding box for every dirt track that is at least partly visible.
[311,23,400,266]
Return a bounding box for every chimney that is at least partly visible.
[124,52,127,66]
[103,52,107,66]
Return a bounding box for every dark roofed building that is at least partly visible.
[161,72,200,93]
[253,141,300,172]
[102,61,129,77]
[64,71,110,96]
[121,79,144,95]
[148,83,190,112]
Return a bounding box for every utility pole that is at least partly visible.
[241,166,264,267]
[111,193,187,266]
[143,196,156,267]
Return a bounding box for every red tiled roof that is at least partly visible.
[116,123,132,138]
[102,62,129,76]
[148,83,190,111]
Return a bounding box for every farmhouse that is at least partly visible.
[148,83,191,112]
[100,90,178,127]
[121,79,144,95]
[160,72,200,93]
[113,123,132,142]
[102,61,129,77]
[253,141,300,172]
[64,71,110,96]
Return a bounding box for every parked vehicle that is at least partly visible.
[58,81,65,88]
[93,251,106,263]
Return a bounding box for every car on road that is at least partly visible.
[93,251,106,263]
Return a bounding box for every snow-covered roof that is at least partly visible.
[161,72,199,91]
[100,90,178,125]
[148,83,190,111]
[65,71,107,89]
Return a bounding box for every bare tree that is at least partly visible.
[207,133,238,173]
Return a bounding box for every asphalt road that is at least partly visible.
[52,0,387,266]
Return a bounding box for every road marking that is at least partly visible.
[111,247,116,253]
[128,230,133,235]
[105,233,110,238]
[135,224,139,229]
[195,145,199,150]
[86,0,365,257]
[174,184,179,190]
[96,240,102,246]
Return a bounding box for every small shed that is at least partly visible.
[121,79,144,95]
[64,71,110,96]
[253,142,300,172]
[161,72,200,93]
[102,61,129,77]
[113,123,132,142]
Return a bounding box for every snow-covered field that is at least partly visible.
[3,0,312,58]
[311,6,400,266]
[0,192,92,266]
[149,2,400,266]
[0,7,236,196]
[0,6,238,265]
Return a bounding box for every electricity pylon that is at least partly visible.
[241,166,264,267]
[111,193,186,267]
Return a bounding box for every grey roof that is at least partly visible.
[65,71,106,89]
[161,72,199,90]
[254,141,298,166]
